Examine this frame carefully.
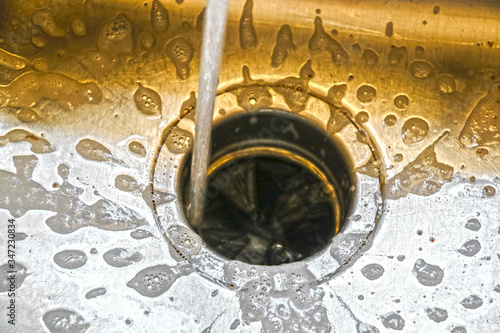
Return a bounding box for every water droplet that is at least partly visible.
[460,82,500,147]
[103,248,143,267]
[0,72,102,112]
[425,307,448,323]
[460,295,483,309]
[361,263,384,280]
[394,94,409,110]
[401,117,429,144]
[127,264,184,297]
[0,129,54,153]
[458,239,481,258]
[32,58,49,72]
[385,22,394,37]
[130,229,153,239]
[53,250,87,269]
[384,114,397,126]
[330,233,365,264]
[356,85,376,104]
[483,185,496,196]
[81,50,115,74]
[13,232,28,241]
[475,148,489,159]
[309,16,349,63]
[391,154,403,164]
[134,84,162,116]
[410,60,434,78]
[415,45,425,57]
[437,75,456,93]
[357,322,380,333]
[272,61,313,112]
[85,287,106,299]
[151,0,169,32]
[32,9,66,37]
[31,36,45,48]
[239,0,257,50]
[412,259,444,286]
[0,48,27,70]
[167,225,202,258]
[387,134,453,199]
[43,309,89,333]
[71,18,87,36]
[148,190,176,206]
[166,127,193,154]
[76,138,113,162]
[97,13,133,54]
[140,31,155,49]
[230,319,241,330]
[388,45,407,65]
[381,312,404,330]
[362,48,378,65]
[355,111,370,123]
[465,218,481,231]
[115,175,140,192]
[165,37,194,80]
[129,141,146,157]
[272,24,296,68]
[177,91,197,120]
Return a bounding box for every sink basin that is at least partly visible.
[0,0,499,332]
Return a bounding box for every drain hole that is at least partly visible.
[203,151,337,265]
[181,110,354,265]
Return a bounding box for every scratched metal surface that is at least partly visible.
[0,0,499,332]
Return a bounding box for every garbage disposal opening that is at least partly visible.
[180,110,355,265]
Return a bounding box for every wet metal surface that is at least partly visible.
[0,0,499,332]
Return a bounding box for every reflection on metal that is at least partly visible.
[208,146,336,197]
[0,0,499,332]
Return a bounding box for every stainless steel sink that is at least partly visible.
[0,0,499,332]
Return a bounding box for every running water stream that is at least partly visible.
[188,0,230,227]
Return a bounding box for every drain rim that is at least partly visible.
[207,146,336,196]
[152,102,383,288]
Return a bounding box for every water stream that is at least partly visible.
[188,0,230,227]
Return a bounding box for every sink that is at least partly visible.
[0,0,499,332]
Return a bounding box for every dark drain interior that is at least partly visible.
[181,110,354,265]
